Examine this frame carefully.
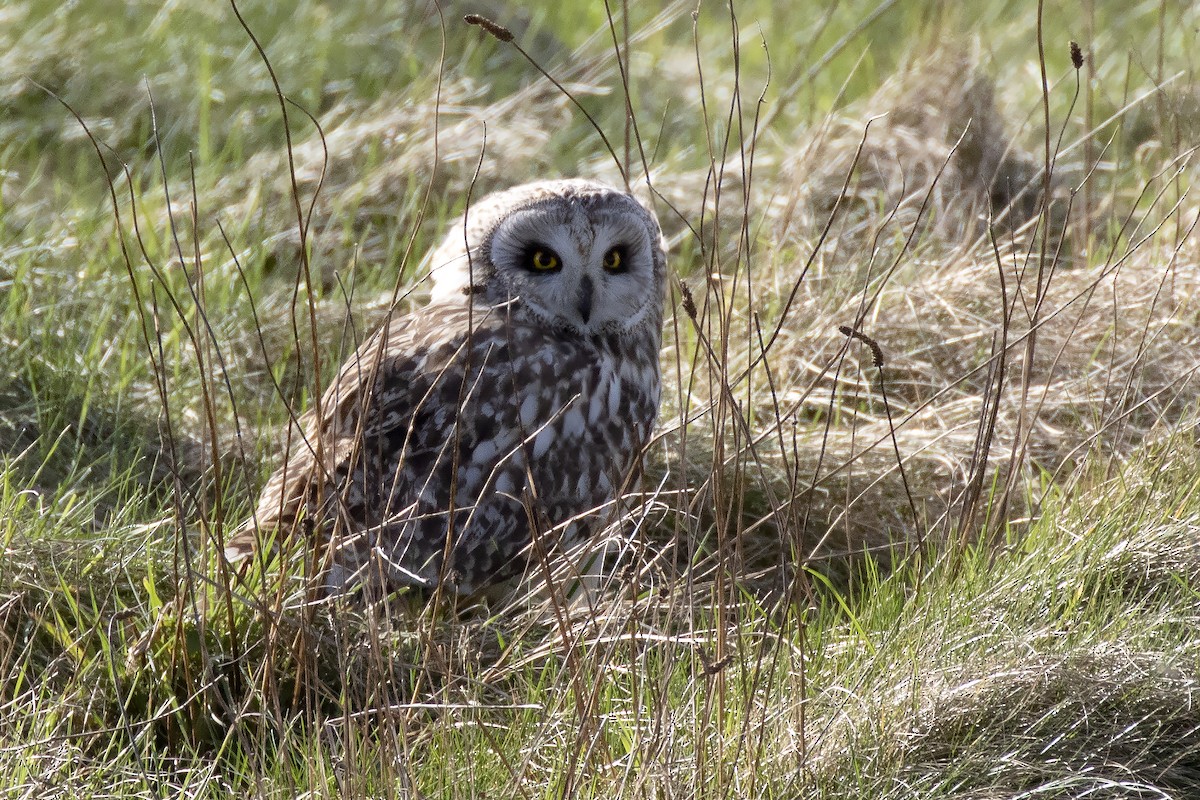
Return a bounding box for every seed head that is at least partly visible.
[680,282,697,320]
[464,14,514,43]
[1070,41,1084,70]
[839,325,885,368]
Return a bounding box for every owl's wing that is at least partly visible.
[222,301,487,565]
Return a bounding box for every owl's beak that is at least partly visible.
[576,275,595,324]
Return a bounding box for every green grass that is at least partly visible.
[4,0,1200,797]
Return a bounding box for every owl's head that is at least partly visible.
[428,180,666,336]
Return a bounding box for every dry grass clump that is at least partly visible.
[887,647,1200,796]
[673,222,1200,589]
[784,50,1054,249]
[796,495,1200,798]
[633,46,1200,593]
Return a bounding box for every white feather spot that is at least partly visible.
[532,427,554,459]
[472,439,499,465]
[519,393,540,427]
[589,380,607,424]
[562,407,585,438]
[607,378,621,414]
[494,472,517,495]
[458,467,481,493]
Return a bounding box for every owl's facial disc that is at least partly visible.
[486,196,661,335]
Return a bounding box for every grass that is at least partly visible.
[4,0,1200,796]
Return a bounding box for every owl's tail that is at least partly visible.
[221,521,263,565]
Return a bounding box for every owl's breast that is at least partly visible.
[498,336,657,508]
[378,318,660,527]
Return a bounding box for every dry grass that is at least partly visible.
[5,1,1200,797]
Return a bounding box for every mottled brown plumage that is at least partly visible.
[225,180,666,595]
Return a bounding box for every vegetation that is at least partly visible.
[3,0,1200,796]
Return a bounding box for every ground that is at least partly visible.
[3,1,1200,797]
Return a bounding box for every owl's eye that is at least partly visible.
[602,246,627,273]
[527,247,561,272]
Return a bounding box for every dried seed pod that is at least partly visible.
[464,14,514,43]
[839,325,885,368]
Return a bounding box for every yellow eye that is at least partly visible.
[530,249,560,271]
[603,247,624,272]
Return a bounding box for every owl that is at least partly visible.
[224,179,667,596]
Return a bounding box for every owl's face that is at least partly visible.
[482,189,664,335]
[426,180,665,336]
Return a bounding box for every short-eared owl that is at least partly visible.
[224,179,666,595]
